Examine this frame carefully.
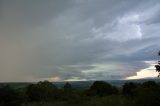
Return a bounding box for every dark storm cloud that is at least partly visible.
[0,0,74,27]
[0,0,160,81]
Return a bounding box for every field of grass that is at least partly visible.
[22,95,135,106]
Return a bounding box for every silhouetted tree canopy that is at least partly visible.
[155,51,160,77]
[88,81,118,96]
[63,82,72,90]
[26,81,57,101]
[134,81,160,106]
[1,80,160,106]
[122,82,138,96]
[142,81,158,88]
[0,85,22,106]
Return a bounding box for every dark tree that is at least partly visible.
[59,82,79,101]
[142,81,158,88]
[155,51,160,77]
[122,82,138,96]
[26,80,57,101]
[134,81,160,106]
[63,82,72,91]
[0,85,22,106]
[88,81,118,96]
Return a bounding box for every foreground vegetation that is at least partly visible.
[0,80,160,106]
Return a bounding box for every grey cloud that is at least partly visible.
[0,0,74,28]
[0,0,160,81]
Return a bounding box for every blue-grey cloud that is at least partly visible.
[0,0,160,82]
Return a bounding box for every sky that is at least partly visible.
[0,0,160,82]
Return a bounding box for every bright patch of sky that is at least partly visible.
[126,61,158,79]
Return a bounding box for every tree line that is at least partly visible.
[0,80,160,106]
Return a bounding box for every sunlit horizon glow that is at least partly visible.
[125,61,158,80]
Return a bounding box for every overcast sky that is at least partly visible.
[0,0,160,82]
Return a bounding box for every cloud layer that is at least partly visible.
[0,0,160,82]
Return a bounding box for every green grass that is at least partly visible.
[22,95,136,106]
